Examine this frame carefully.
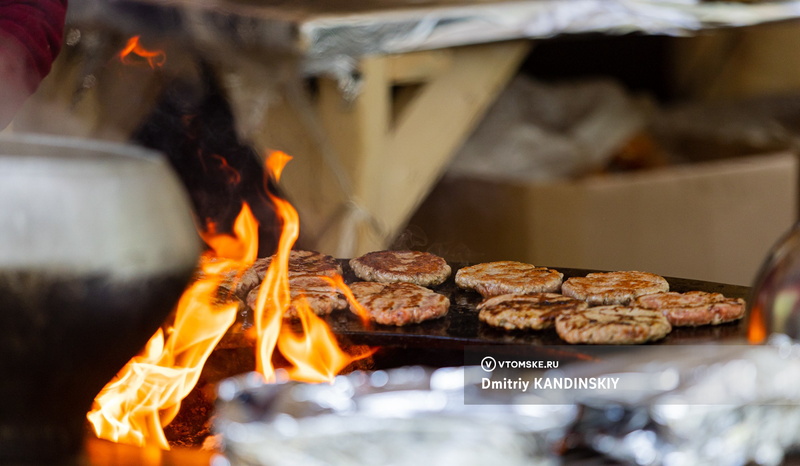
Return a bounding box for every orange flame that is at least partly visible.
[119,36,166,68]
[88,151,372,448]
[87,206,257,448]
[278,305,358,383]
[252,151,373,382]
[747,304,767,344]
[321,274,372,326]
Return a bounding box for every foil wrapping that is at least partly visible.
[216,338,800,465]
[67,0,800,90]
[562,337,800,465]
[214,367,577,466]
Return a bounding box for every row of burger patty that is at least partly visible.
[220,250,745,345]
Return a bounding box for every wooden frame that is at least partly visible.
[248,40,532,257]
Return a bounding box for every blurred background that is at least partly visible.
[9,0,800,286]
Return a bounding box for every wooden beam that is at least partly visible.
[378,40,531,247]
[386,49,453,84]
[313,56,392,254]
[258,40,531,257]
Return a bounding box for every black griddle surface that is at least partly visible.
[322,262,751,349]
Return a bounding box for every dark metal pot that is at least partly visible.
[0,134,200,464]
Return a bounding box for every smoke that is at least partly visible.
[133,62,280,256]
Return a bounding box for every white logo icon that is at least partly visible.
[481,356,496,372]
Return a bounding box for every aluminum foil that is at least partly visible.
[67,0,800,93]
[215,338,800,465]
[561,337,800,466]
[213,367,577,466]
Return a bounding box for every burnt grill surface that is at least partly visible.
[322,261,750,349]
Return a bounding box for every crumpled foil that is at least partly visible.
[213,366,577,466]
[562,336,800,466]
[215,337,800,466]
[67,0,800,96]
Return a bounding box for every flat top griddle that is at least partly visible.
[321,261,751,349]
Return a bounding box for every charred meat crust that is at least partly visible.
[348,281,450,326]
[349,250,451,287]
[246,276,347,318]
[234,250,343,299]
[634,291,745,326]
[561,271,669,305]
[555,305,671,344]
[455,261,563,297]
[478,292,588,331]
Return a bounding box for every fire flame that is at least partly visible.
[119,36,166,68]
[322,274,372,326]
[253,151,373,383]
[87,151,372,448]
[747,304,767,344]
[86,207,254,448]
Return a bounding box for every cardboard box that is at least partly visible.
[408,152,798,286]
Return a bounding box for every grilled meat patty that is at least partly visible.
[555,305,672,344]
[194,254,242,303]
[246,275,347,318]
[561,271,669,305]
[348,281,450,326]
[349,250,451,287]
[454,261,563,297]
[235,250,342,299]
[634,291,745,327]
[478,292,588,331]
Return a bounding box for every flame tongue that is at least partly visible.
[119,36,166,68]
[253,154,297,380]
[279,308,356,383]
[86,208,255,449]
[88,151,372,448]
[254,151,372,383]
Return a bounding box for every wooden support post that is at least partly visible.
[257,40,531,257]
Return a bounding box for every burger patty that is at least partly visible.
[454,261,563,297]
[555,305,672,344]
[235,250,342,299]
[561,271,669,305]
[246,275,347,318]
[349,250,451,287]
[634,291,745,327]
[194,254,242,303]
[478,292,588,331]
[348,281,450,326]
